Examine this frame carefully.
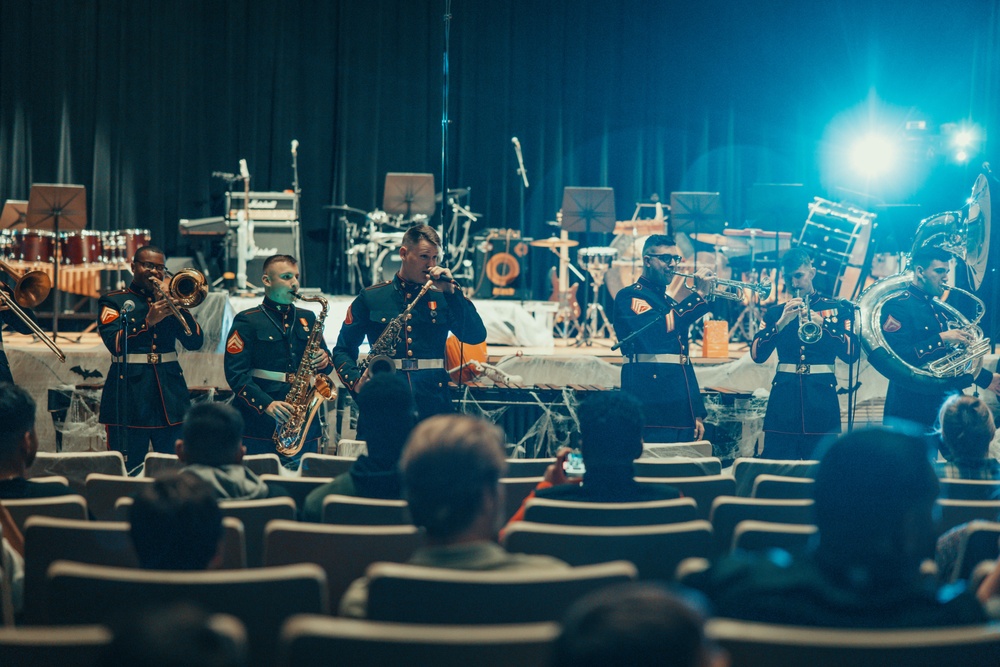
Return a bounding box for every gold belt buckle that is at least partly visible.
[678,354,689,365]
[796,363,810,374]
[147,353,160,364]
[285,373,296,384]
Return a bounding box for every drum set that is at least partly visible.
[0,228,151,268]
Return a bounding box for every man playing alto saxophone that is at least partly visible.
[224,255,332,458]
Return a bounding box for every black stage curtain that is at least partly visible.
[2,0,999,300]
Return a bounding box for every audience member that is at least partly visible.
[302,374,417,521]
[1,501,24,615]
[176,402,282,500]
[684,427,992,627]
[503,391,679,532]
[129,472,224,571]
[935,394,1000,480]
[554,583,728,667]
[0,383,73,499]
[339,414,568,617]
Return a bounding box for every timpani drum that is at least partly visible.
[60,230,105,265]
[119,228,151,263]
[11,230,56,263]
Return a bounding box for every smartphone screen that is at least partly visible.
[562,451,586,476]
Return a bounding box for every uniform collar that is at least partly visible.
[907,284,935,302]
[262,296,294,314]
[636,275,661,292]
[394,273,426,293]
[128,282,155,299]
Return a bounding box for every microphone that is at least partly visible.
[211,171,237,180]
[512,136,520,149]
[291,139,299,156]
[511,137,529,188]
[239,159,250,181]
[121,300,135,315]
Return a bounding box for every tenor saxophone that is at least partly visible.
[274,293,337,456]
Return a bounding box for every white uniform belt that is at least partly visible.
[112,352,178,364]
[776,363,836,375]
[625,353,690,365]
[390,358,445,371]
[252,369,296,383]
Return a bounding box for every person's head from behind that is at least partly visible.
[129,472,224,570]
[578,391,644,469]
[177,402,245,467]
[354,373,418,466]
[0,382,38,475]
[938,394,996,462]
[401,414,507,543]
[814,427,939,581]
[554,583,727,667]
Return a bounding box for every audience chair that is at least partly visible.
[27,452,127,493]
[641,440,713,458]
[633,456,722,478]
[950,520,1000,584]
[242,454,282,477]
[280,615,558,667]
[637,474,736,520]
[321,494,411,526]
[523,497,698,527]
[2,495,88,532]
[938,479,1000,501]
[218,497,297,568]
[731,520,818,555]
[47,560,328,667]
[502,520,713,580]
[366,560,637,624]
[259,474,333,510]
[504,458,555,478]
[263,520,423,609]
[299,453,357,478]
[141,452,182,478]
[29,475,71,487]
[84,473,154,521]
[730,458,820,497]
[705,618,1000,667]
[751,474,815,500]
[0,625,112,667]
[709,497,815,555]
[500,477,544,522]
[936,499,1000,535]
[335,439,367,458]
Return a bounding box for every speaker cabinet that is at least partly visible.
[229,221,301,284]
[472,232,532,300]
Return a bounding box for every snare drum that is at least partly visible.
[577,246,618,270]
[12,230,56,263]
[60,230,105,265]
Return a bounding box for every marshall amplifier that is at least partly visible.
[226,191,300,221]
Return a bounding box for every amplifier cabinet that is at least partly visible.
[226,191,300,221]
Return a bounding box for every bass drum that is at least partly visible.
[372,245,402,285]
[797,199,874,300]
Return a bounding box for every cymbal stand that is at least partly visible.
[730,229,764,343]
[447,196,476,283]
[575,261,616,347]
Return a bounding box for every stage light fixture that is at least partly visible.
[954,130,974,148]
[849,133,896,177]
[955,150,969,163]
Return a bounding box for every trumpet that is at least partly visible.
[796,290,822,344]
[0,260,66,362]
[670,270,772,302]
[149,268,208,336]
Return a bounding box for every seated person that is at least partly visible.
[684,427,992,627]
[504,391,680,532]
[339,414,568,617]
[0,383,73,499]
[128,472,224,570]
[176,402,283,500]
[302,374,417,521]
[935,394,1000,480]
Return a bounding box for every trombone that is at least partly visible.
[670,270,773,302]
[149,268,208,336]
[0,260,66,363]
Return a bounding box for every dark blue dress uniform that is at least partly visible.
[224,296,333,456]
[0,305,41,384]
[613,276,711,443]
[97,282,204,466]
[751,294,859,459]
[332,275,487,422]
[880,285,992,430]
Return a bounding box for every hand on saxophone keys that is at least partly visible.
[310,349,330,370]
[266,400,297,424]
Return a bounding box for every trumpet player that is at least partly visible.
[98,246,204,469]
[613,235,713,442]
[751,249,858,459]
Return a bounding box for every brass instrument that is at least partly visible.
[796,290,822,344]
[0,260,66,363]
[149,268,208,336]
[671,271,772,302]
[357,279,435,379]
[274,293,336,456]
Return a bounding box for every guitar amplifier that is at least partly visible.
[226,191,299,221]
[472,230,533,300]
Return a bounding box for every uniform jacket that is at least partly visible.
[0,305,40,384]
[98,283,204,426]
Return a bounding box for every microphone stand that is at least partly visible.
[117,309,130,468]
[512,138,529,237]
[439,0,453,256]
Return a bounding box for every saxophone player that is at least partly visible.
[332,224,486,425]
[224,255,332,457]
[751,248,858,459]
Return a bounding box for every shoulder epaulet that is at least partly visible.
[363,280,391,291]
[105,289,128,297]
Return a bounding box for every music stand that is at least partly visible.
[562,187,616,346]
[0,200,28,230]
[383,173,437,220]
[26,184,87,341]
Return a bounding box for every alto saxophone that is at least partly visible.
[357,279,435,379]
[274,293,337,456]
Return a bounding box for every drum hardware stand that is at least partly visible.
[575,259,616,346]
[446,195,477,284]
[531,230,584,341]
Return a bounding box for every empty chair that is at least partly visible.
[47,560,328,667]
[27,452,127,493]
[642,440,713,458]
[731,458,820,497]
[633,456,722,478]
[366,560,637,624]
[218,497,297,567]
[705,618,1000,667]
[322,494,411,526]
[298,453,357,478]
[2,495,88,532]
[242,454,282,477]
[752,474,815,500]
[29,475,72,487]
[731,520,818,555]
[523,497,698,527]
[502,520,713,580]
[936,499,1000,535]
[950,521,1000,584]
[84,473,154,521]
[504,458,556,478]
[0,625,112,667]
[142,452,182,478]
[259,474,333,510]
[280,615,559,667]
[264,520,423,607]
[709,497,815,554]
[637,475,737,520]
[939,479,1000,501]
[500,477,543,522]
[335,439,367,458]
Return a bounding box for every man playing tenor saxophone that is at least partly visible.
[224,255,332,458]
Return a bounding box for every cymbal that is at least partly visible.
[435,188,470,203]
[322,204,366,216]
[530,237,579,249]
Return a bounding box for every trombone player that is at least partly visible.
[98,246,204,470]
[0,265,56,384]
[751,248,858,459]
